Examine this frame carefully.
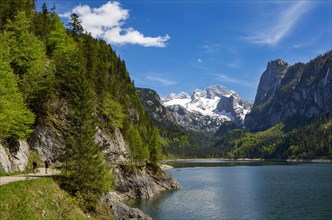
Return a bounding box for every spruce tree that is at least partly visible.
[62,73,112,211]
[149,127,162,164]
[68,13,83,35]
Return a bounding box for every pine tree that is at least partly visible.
[33,2,51,38]
[126,125,149,164]
[62,74,112,211]
[149,127,162,164]
[68,13,83,35]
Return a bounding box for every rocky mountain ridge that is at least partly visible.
[161,85,252,134]
[245,51,332,131]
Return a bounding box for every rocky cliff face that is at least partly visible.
[136,88,180,130]
[254,59,289,106]
[245,51,332,131]
[0,140,30,172]
[113,164,180,200]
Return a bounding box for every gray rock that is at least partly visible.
[29,125,65,161]
[113,165,180,199]
[0,140,30,172]
[103,192,152,220]
[254,59,289,106]
[245,52,332,131]
[96,128,129,163]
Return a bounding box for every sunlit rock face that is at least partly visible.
[245,52,332,131]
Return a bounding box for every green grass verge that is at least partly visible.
[0,170,31,177]
[0,177,113,220]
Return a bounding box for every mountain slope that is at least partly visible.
[162,85,252,134]
[244,51,332,131]
[136,88,211,156]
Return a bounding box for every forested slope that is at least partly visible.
[0,0,164,212]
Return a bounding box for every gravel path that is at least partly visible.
[0,168,60,186]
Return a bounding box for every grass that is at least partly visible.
[0,178,113,220]
[0,170,31,177]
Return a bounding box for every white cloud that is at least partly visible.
[247,1,314,46]
[103,27,170,47]
[197,58,203,63]
[61,1,170,47]
[146,76,176,86]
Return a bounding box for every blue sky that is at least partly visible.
[37,0,331,101]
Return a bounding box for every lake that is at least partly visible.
[128,160,332,220]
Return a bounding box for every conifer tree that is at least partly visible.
[34,2,51,38]
[62,74,112,211]
[68,13,83,35]
[149,127,162,164]
[126,125,149,164]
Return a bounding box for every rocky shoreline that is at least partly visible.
[106,163,180,220]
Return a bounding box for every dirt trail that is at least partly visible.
[0,168,60,186]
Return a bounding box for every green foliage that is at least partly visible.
[218,124,286,159]
[148,126,162,164]
[0,169,31,177]
[0,2,166,211]
[126,125,149,163]
[285,112,332,159]
[3,11,55,116]
[61,75,112,211]
[47,14,72,54]
[213,113,332,159]
[101,93,126,129]
[158,127,200,158]
[0,34,35,140]
[0,0,35,30]
[33,2,51,39]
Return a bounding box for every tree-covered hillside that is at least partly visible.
[0,0,163,161]
[211,111,332,160]
[0,0,164,211]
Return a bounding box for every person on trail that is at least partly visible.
[44,159,50,174]
[32,160,38,173]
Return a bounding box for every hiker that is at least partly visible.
[32,160,38,173]
[44,159,50,174]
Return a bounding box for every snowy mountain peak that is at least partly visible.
[205,85,235,98]
[162,92,190,102]
[162,85,252,128]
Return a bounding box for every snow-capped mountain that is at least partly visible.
[161,85,252,133]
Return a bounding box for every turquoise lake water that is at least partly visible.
[128,160,332,220]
